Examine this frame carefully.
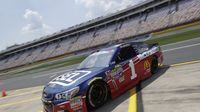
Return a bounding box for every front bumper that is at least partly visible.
[43,96,87,112]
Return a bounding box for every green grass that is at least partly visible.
[146,28,200,45]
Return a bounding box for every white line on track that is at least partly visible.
[163,42,200,52]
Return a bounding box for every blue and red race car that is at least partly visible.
[42,42,163,112]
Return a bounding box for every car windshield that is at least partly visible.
[77,50,115,69]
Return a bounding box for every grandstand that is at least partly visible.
[0,0,200,71]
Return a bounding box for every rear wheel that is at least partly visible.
[86,81,109,110]
[151,57,158,74]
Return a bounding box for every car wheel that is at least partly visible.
[151,57,158,74]
[86,81,109,110]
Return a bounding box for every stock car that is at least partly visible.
[42,42,163,112]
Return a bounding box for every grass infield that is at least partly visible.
[146,28,200,45]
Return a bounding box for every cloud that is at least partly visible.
[75,0,145,19]
[85,11,93,19]
[22,9,53,36]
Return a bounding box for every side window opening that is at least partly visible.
[133,43,149,54]
[115,46,137,64]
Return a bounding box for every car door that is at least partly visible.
[109,45,138,91]
[133,43,152,80]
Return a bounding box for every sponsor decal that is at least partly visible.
[105,66,123,89]
[138,46,159,60]
[119,76,125,83]
[106,65,123,80]
[144,60,150,71]
[70,96,83,111]
[50,70,91,86]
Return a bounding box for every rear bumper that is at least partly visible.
[43,96,87,112]
[158,52,164,66]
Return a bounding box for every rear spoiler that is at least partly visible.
[151,43,159,46]
[149,43,161,51]
[149,43,159,48]
[130,34,152,42]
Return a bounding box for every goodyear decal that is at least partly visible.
[88,77,102,85]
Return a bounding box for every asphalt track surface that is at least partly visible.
[0,37,200,112]
[0,62,200,112]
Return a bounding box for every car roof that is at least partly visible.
[101,41,143,51]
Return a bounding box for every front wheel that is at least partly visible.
[151,57,158,74]
[86,81,109,110]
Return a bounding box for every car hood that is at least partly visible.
[43,67,106,94]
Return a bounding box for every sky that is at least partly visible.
[0,0,145,51]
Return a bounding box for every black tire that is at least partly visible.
[86,81,109,110]
[151,57,158,74]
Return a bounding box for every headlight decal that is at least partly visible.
[55,87,80,100]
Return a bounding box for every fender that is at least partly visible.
[87,77,103,85]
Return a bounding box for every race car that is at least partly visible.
[42,42,163,112]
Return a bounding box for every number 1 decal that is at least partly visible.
[129,59,137,80]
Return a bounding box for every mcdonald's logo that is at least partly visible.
[144,60,150,70]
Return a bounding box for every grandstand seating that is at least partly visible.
[1,0,200,71]
[50,36,76,57]
[35,42,58,61]
[114,17,140,40]
[172,0,200,25]
[90,24,117,47]
[0,60,4,70]
[27,47,45,63]
[0,57,9,70]
[20,49,34,65]
[4,53,22,69]
[69,32,94,52]
[139,6,169,34]
[10,51,30,68]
